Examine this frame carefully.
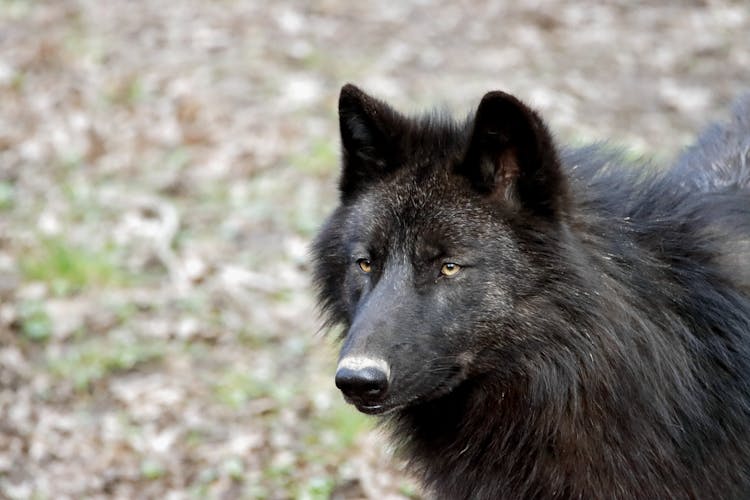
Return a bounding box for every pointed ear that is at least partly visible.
[338,84,403,199]
[460,91,568,217]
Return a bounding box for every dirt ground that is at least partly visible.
[0,1,748,498]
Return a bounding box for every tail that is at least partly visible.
[672,94,750,192]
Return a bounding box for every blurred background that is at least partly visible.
[0,1,748,498]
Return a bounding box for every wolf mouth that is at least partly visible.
[352,365,467,416]
[354,402,400,415]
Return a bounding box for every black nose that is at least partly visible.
[335,366,389,401]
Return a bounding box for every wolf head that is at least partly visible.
[313,84,570,415]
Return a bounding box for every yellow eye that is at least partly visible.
[441,262,461,276]
[357,259,372,273]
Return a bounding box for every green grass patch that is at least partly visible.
[0,181,14,210]
[140,458,166,480]
[321,403,370,449]
[47,337,164,391]
[18,301,52,343]
[290,139,338,177]
[190,467,219,498]
[20,237,130,295]
[305,402,371,453]
[213,369,283,409]
[297,476,335,500]
[221,457,245,481]
[261,462,295,495]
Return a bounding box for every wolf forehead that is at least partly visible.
[342,179,497,248]
[377,111,473,163]
[337,119,514,257]
[346,119,474,205]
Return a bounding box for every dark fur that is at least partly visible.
[313,85,750,499]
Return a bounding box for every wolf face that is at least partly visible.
[313,84,570,415]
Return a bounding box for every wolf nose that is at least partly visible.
[335,366,389,401]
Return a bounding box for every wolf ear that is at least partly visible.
[460,91,568,217]
[338,84,403,199]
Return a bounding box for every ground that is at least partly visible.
[0,1,748,498]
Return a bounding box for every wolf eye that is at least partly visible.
[357,258,372,273]
[440,262,461,276]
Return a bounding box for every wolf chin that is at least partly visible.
[312,84,750,499]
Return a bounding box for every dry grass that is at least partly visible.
[0,1,748,498]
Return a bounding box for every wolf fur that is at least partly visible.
[313,85,750,499]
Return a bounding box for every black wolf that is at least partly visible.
[312,84,750,499]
